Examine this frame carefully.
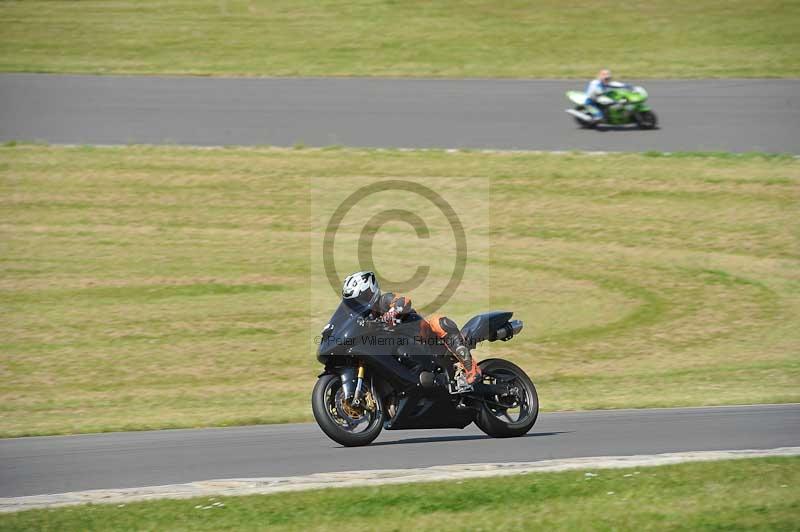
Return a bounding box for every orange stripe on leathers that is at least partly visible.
[426,314,447,338]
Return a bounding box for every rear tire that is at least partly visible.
[312,373,383,447]
[574,106,596,129]
[636,110,657,129]
[475,359,538,438]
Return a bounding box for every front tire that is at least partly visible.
[312,373,383,447]
[474,359,538,438]
[636,110,657,129]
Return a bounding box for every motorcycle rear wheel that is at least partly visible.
[312,373,384,447]
[574,106,596,129]
[475,359,539,438]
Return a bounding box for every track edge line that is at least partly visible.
[2,446,798,513]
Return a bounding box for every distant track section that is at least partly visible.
[1,75,798,152]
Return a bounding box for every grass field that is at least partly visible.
[1,0,799,78]
[0,145,798,437]
[1,457,798,530]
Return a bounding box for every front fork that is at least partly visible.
[340,364,367,405]
[352,365,366,406]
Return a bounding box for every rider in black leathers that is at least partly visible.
[342,271,480,389]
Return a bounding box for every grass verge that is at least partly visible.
[1,457,798,531]
[1,1,799,78]
[0,145,799,437]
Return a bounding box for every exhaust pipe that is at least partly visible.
[492,320,523,342]
[565,108,593,122]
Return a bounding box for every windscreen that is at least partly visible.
[340,297,373,317]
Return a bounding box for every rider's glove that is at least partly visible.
[382,308,399,326]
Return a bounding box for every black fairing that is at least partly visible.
[317,300,431,389]
[461,311,513,346]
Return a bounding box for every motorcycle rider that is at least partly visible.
[585,69,632,123]
[342,271,481,391]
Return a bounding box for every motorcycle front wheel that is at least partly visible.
[312,373,384,447]
[474,359,539,438]
[636,110,658,129]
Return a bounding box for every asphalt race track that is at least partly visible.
[0,74,798,153]
[1,404,798,498]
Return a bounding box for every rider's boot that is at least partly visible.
[450,336,481,392]
[455,345,480,384]
[429,315,481,392]
[587,103,604,124]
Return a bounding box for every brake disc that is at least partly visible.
[334,389,368,425]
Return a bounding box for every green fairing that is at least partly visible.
[565,85,656,129]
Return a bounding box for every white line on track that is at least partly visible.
[2,447,797,513]
[13,143,800,158]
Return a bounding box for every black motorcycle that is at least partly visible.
[312,297,539,446]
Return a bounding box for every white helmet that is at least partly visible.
[342,271,380,308]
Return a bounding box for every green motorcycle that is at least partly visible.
[566,84,657,129]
